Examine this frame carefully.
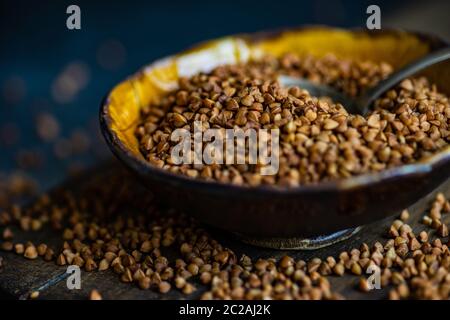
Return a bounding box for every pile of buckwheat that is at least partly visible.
[135,53,449,186]
[0,167,449,300]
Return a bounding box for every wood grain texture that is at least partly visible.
[0,160,448,300]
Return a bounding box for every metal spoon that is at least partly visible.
[279,47,450,116]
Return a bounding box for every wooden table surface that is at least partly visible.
[0,160,449,300]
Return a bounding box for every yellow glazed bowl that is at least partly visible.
[100,26,450,245]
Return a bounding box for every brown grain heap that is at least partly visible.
[135,53,449,186]
[278,53,393,97]
[0,169,449,300]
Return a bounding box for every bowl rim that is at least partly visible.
[100,26,450,195]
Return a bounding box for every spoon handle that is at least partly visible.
[360,47,450,112]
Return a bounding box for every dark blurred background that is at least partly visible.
[0,0,449,194]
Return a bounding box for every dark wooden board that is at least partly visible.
[0,160,449,300]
